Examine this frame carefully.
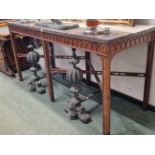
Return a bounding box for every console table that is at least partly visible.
[9,21,155,134]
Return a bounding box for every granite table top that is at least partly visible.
[9,20,155,44]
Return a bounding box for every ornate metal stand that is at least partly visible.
[65,48,91,124]
[26,45,46,94]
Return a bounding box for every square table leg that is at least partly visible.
[42,40,55,102]
[143,41,155,109]
[85,51,91,85]
[49,43,56,68]
[100,56,111,135]
[10,32,23,81]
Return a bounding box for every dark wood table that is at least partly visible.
[0,25,30,77]
[9,21,155,134]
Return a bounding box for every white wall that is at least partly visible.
[53,19,155,106]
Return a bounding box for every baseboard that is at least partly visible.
[82,79,155,112]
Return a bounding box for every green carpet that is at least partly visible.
[0,71,155,135]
